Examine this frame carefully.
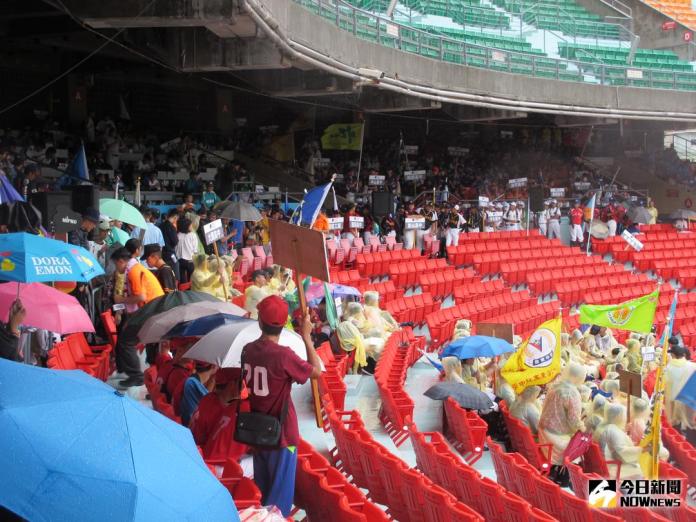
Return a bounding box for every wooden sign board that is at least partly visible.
[269,219,330,282]
[475,323,514,343]
[618,368,642,398]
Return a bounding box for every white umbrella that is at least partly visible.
[137,300,247,343]
[185,320,307,367]
[220,201,262,222]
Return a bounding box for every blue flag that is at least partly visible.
[659,292,678,346]
[66,142,89,181]
[291,182,333,227]
[676,371,696,411]
[0,174,25,203]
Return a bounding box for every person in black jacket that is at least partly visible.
[0,299,26,362]
[159,208,180,281]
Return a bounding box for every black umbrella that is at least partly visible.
[424,381,494,410]
[122,290,221,336]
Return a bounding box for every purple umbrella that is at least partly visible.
[306,282,361,307]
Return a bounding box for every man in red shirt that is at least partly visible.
[569,199,584,247]
[241,295,322,516]
[189,368,249,466]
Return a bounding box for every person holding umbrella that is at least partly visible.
[0,299,26,361]
[241,295,322,517]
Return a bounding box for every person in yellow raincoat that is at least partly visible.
[510,385,542,435]
[363,291,398,338]
[441,356,465,384]
[244,270,271,319]
[336,315,367,373]
[191,254,225,297]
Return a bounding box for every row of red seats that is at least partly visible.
[446,236,556,265]
[472,246,579,275]
[484,300,561,340]
[294,439,388,521]
[384,293,437,326]
[327,237,388,268]
[388,258,450,289]
[489,439,622,522]
[663,423,696,496]
[324,397,483,521]
[427,289,532,349]
[408,424,556,522]
[315,342,348,414]
[328,268,369,289]
[527,263,622,296]
[374,329,423,446]
[442,397,487,464]
[554,275,653,306]
[456,229,543,243]
[419,268,477,300]
[500,402,553,474]
[499,255,608,286]
[361,279,403,305]
[47,333,112,381]
[452,278,506,302]
[580,281,659,309]
[355,249,423,278]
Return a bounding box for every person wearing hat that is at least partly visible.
[538,200,549,236]
[503,201,521,231]
[446,205,465,248]
[569,199,584,247]
[142,244,177,294]
[241,295,322,517]
[547,199,562,239]
[178,361,218,427]
[111,247,165,388]
[201,181,221,211]
[189,367,249,467]
[68,207,99,250]
[89,218,111,269]
[664,344,696,432]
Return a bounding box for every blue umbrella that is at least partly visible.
[0,232,104,283]
[165,313,248,338]
[441,335,514,359]
[0,359,239,522]
[676,371,696,411]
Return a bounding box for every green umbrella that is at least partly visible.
[121,291,221,337]
[99,198,147,228]
[106,226,130,247]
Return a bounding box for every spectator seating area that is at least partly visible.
[47,333,113,381]
[295,0,696,90]
[644,0,696,29]
[500,401,553,474]
[442,396,488,464]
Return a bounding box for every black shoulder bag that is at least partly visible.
[234,355,288,448]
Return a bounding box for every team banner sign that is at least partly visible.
[501,316,562,394]
[579,289,659,334]
[320,123,363,150]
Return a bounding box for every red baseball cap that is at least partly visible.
[257,295,289,327]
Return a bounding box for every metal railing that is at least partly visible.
[665,134,696,162]
[296,0,696,91]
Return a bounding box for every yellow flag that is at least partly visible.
[501,316,563,394]
[320,123,363,150]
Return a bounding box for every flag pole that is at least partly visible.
[586,193,596,256]
[526,196,530,236]
[356,122,365,191]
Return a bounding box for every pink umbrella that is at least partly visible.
[0,282,94,334]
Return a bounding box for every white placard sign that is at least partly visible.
[368,175,386,186]
[404,145,419,155]
[333,173,344,182]
[478,196,490,207]
[327,217,343,230]
[313,157,331,166]
[550,187,566,197]
[203,219,225,245]
[386,23,399,37]
[642,346,655,363]
[405,216,426,230]
[404,170,426,181]
[447,146,469,156]
[627,69,643,79]
[621,229,644,251]
[574,182,591,191]
[508,177,528,188]
[492,50,507,62]
[349,216,365,229]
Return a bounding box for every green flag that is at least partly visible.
[320,123,363,150]
[579,289,659,334]
[324,282,339,330]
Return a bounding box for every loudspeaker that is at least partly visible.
[529,187,545,212]
[71,185,100,214]
[30,192,73,229]
[372,192,394,217]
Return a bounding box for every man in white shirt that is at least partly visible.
[546,200,562,239]
[503,201,522,230]
[664,344,696,431]
[538,201,549,236]
[445,205,465,247]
